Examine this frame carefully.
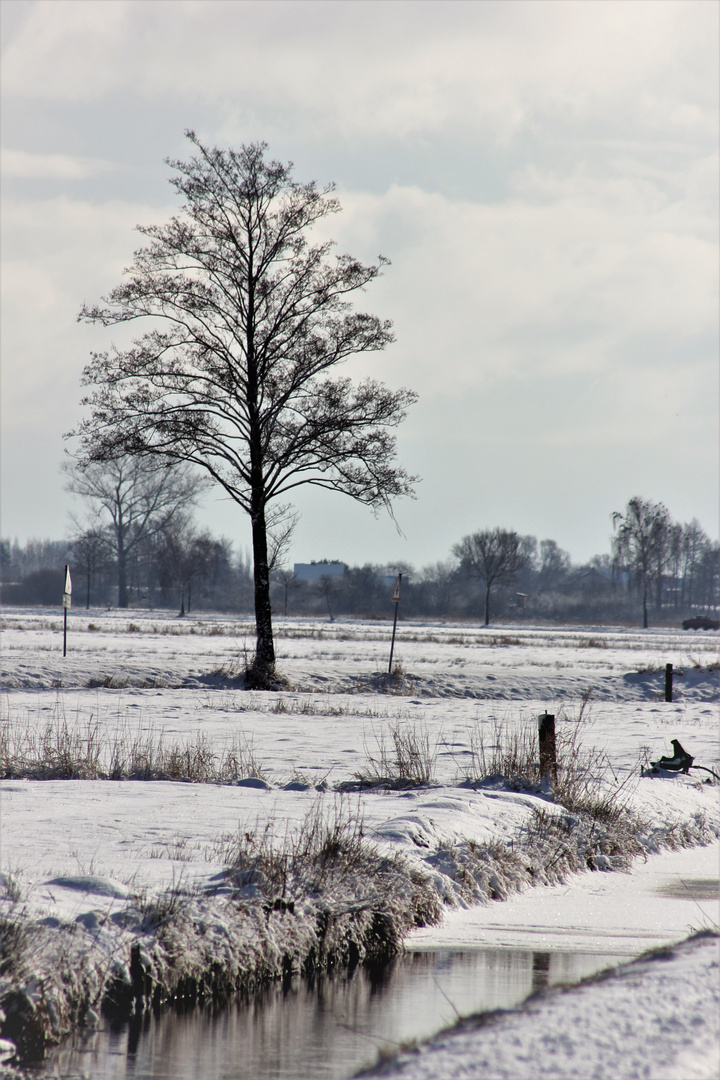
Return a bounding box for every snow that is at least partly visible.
[362,933,720,1080]
[409,840,720,955]
[0,609,718,1072]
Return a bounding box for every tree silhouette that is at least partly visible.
[454,528,523,626]
[72,134,416,682]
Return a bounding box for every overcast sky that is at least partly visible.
[1,0,718,570]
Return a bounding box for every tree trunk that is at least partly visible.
[484,585,490,626]
[251,506,275,676]
[86,572,91,610]
[642,580,648,628]
[118,544,129,608]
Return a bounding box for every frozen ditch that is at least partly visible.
[31,947,626,1080]
[19,840,720,1080]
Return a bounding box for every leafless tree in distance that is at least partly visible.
[63,455,207,608]
[70,134,417,684]
[612,496,670,628]
[454,528,524,626]
[69,525,111,608]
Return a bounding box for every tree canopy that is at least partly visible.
[72,134,417,679]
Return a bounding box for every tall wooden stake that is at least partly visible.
[388,573,402,674]
[62,565,72,657]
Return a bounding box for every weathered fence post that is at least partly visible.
[665,663,673,703]
[538,712,557,784]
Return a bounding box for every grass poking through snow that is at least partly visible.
[0,703,266,783]
[349,722,438,789]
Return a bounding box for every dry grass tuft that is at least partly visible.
[351,722,437,789]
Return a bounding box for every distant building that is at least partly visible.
[293,561,346,582]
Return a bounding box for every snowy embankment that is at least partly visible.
[0,611,718,1069]
[359,932,720,1080]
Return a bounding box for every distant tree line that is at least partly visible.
[2,496,717,627]
[0,529,254,613]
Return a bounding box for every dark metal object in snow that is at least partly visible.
[665,663,673,702]
[538,713,557,783]
[651,739,694,774]
[649,739,720,782]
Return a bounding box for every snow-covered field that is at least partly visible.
[0,609,718,1075]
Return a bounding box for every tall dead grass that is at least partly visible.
[219,797,441,928]
[351,722,438,788]
[0,704,266,783]
[467,698,636,822]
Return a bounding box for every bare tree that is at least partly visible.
[537,539,571,592]
[316,573,341,621]
[156,519,227,615]
[612,496,670,628]
[273,567,298,617]
[265,504,299,574]
[454,528,524,626]
[680,519,709,611]
[69,525,111,609]
[64,455,206,608]
[417,561,458,619]
[71,134,417,683]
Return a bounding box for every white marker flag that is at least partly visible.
[63,566,72,609]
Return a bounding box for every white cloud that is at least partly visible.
[1,195,173,426]
[1,147,117,179]
[327,174,717,392]
[3,1,716,147]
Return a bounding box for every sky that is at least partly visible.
[1,0,718,570]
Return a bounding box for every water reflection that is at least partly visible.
[36,949,622,1079]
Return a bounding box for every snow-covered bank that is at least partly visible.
[1,778,716,1067]
[359,931,720,1080]
[408,839,720,956]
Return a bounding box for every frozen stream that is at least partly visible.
[32,947,624,1080]
[31,843,719,1080]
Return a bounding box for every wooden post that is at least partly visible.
[387,573,402,674]
[665,663,673,703]
[538,713,556,784]
[62,564,72,657]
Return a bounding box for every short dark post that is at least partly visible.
[538,713,557,784]
[665,663,673,703]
